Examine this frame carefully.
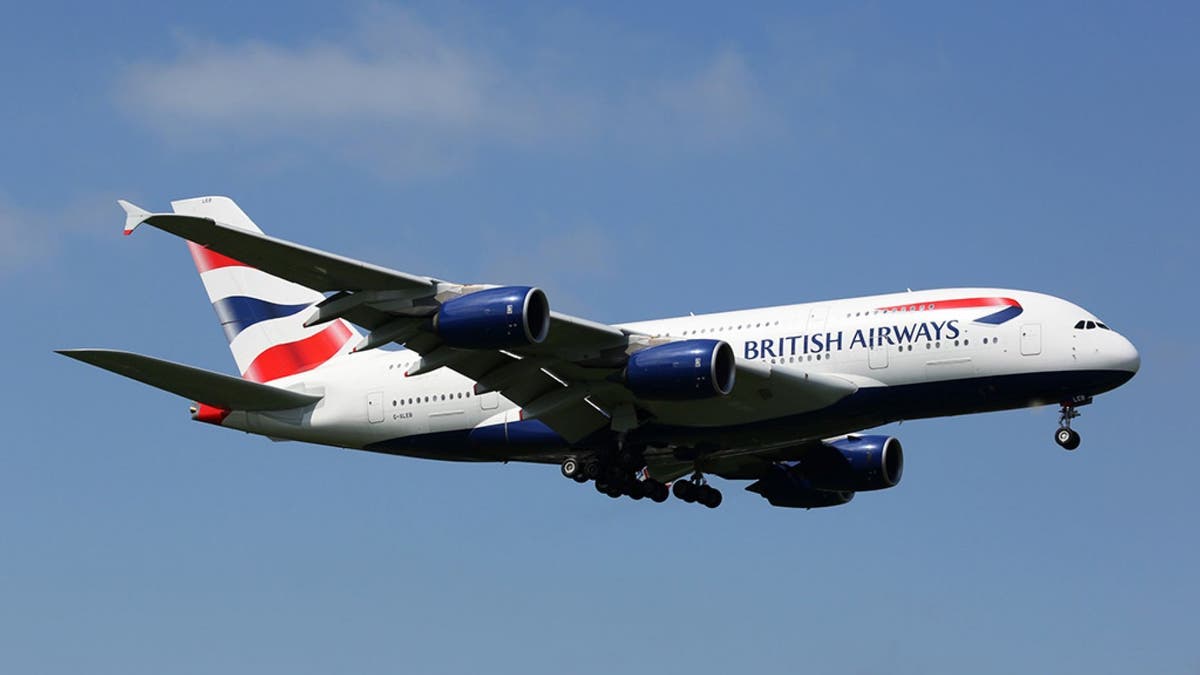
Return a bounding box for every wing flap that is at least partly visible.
[58,349,322,411]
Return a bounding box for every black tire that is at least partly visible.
[561,458,579,479]
[1064,429,1081,451]
[628,481,646,500]
[583,461,601,480]
[1055,428,1072,447]
[672,480,694,502]
[700,487,723,509]
[573,473,588,483]
[595,479,610,494]
[648,481,669,503]
[1056,427,1081,450]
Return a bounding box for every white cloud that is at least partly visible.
[115,7,776,177]
[0,193,124,280]
[0,199,49,278]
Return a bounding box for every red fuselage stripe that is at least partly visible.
[875,297,1019,313]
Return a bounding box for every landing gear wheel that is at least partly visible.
[672,480,695,503]
[561,458,580,479]
[627,480,646,500]
[1056,402,1084,451]
[1055,427,1081,451]
[583,461,601,480]
[699,485,723,508]
[646,480,669,503]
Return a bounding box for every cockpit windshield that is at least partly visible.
[1073,320,1111,330]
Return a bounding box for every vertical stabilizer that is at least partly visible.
[171,196,360,383]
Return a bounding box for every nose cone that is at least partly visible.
[1112,334,1141,375]
[1104,331,1142,379]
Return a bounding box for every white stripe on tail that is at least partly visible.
[171,196,360,382]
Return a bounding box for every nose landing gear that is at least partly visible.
[1055,400,1085,450]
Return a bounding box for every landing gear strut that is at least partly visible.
[1055,403,1082,451]
[562,454,668,503]
[672,472,722,508]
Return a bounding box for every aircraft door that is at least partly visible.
[479,391,499,410]
[1020,324,1042,356]
[367,391,384,423]
[869,342,888,369]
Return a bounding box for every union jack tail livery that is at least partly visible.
[171,197,359,383]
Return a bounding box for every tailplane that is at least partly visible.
[169,196,360,382]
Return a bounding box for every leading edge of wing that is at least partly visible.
[136,211,437,295]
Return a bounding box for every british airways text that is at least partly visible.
[744,320,961,359]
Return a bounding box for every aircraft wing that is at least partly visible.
[124,204,854,444]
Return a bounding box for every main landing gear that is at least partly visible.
[560,455,669,503]
[1055,401,1085,451]
[672,472,722,509]
[560,453,724,507]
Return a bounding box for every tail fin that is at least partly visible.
[171,196,361,383]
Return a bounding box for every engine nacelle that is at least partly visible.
[745,465,855,509]
[805,435,904,492]
[434,286,550,349]
[625,339,735,400]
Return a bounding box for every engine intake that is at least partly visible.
[435,286,550,349]
[625,339,735,400]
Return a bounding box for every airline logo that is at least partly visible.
[189,243,355,382]
[875,296,1023,325]
[743,296,1023,361]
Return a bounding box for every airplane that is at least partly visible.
[58,196,1140,509]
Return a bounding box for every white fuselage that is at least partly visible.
[216,288,1139,460]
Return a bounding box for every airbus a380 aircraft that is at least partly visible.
[60,196,1140,509]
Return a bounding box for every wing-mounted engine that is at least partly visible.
[745,468,855,508]
[745,435,904,508]
[624,339,735,400]
[434,285,550,349]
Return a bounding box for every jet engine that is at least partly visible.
[745,435,904,508]
[434,286,550,349]
[624,339,736,400]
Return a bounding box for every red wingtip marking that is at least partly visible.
[123,230,132,237]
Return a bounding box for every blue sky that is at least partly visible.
[4,2,1198,673]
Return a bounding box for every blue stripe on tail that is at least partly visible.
[213,296,313,342]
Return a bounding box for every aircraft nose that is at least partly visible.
[1110,334,1140,374]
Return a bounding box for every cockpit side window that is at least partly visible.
[1097,322,1110,330]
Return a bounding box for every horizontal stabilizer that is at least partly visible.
[57,349,322,411]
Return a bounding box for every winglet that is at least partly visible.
[117,199,151,236]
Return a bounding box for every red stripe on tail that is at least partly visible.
[188,241,247,273]
[242,321,354,383]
